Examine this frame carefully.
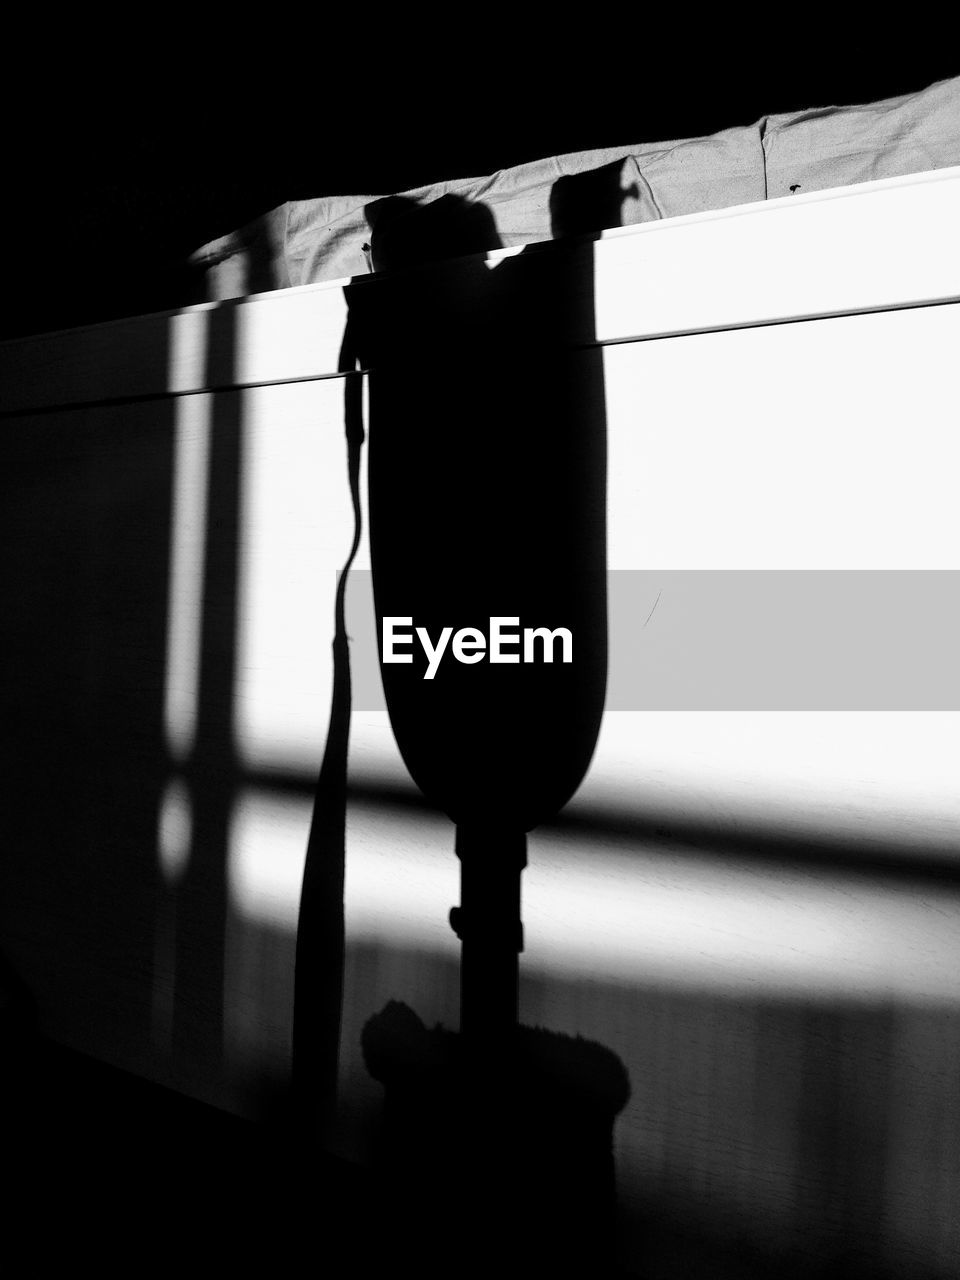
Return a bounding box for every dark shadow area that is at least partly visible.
[360,185,609,1038]
[0,348,176,1074]
[548,801,960,890]
[549,158,642,239]
[291,318,366,1136]
[0,179,285,342]
[355,190,608,835]
[0,260,360,1157]
[345,184,626,1268]
[0,289,368,1234]
[0,289,373,1248]
[1,1027,373,1270]
[365,192,504,270]
[344,939,960,1280]
[168,302,243,1094]
[362,1000,630,1273]
[355,193,612,1046]
[585,983,935,1280]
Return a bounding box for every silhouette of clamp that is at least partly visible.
[449,905,524,953]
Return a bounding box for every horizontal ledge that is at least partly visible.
[3,166,959,414]
[8,294,960,421]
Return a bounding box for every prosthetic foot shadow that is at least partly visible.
[362,1001,630,1271]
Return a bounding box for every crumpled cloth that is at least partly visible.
[191,76,960,300]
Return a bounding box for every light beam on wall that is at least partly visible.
[221,712,960,1005]
[232,380,359,773]
[163,390,212,761]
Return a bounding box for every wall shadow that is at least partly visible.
[361,998,630,1272]
[518,968,936,1280]
[549,799,960,890]
[0,358,176,1074]
[0,289,362,1219]
[168,303,243,1094]
[342,177,633,1268]
[356,191,608,833]
[291,319,366,1135]
[340,932,960,1280]
[6,163,958,1278]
